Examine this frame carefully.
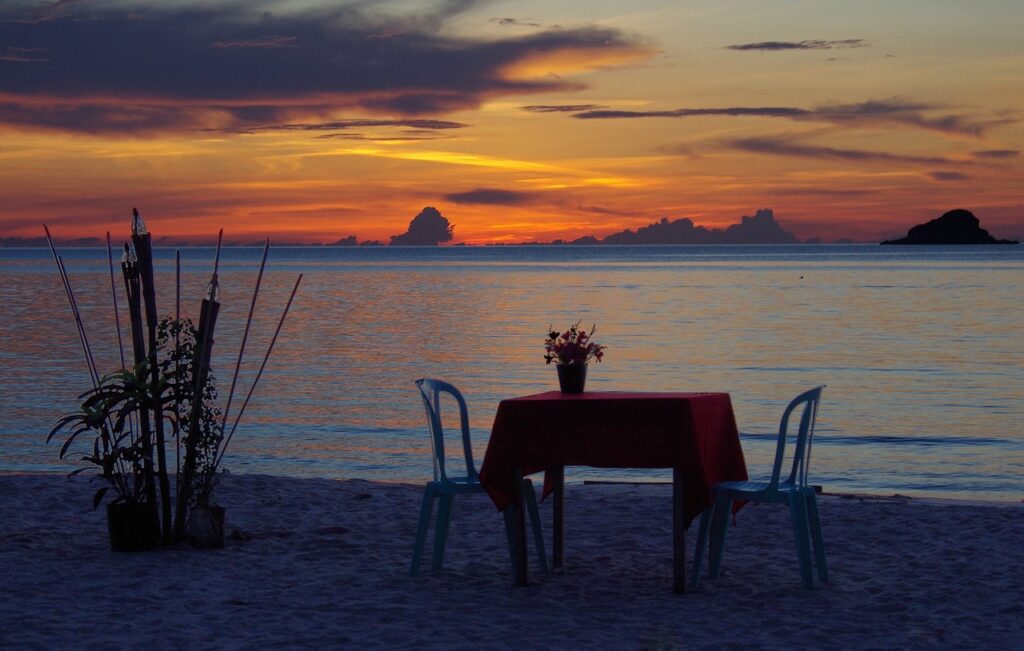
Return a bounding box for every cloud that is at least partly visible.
[445,188,536,205]
[729,136,956,165]
[576,107,807,119]
[0,46,48,63]
[727,39,866,51]
[491,17,542,28]
[210,36,298,49]
[0,1,649,135]
[201,118,468,135]
[572,98,1000,137]
[390,206,454,245]
[973,149,1020,159]
[928,171,970,181]
[520,104,607,113]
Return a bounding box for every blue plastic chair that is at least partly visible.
[410,379,548,576]
[691,386,827,589]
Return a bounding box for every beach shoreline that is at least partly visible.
[2,473,1022,649]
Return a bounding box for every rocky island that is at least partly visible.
[881,209,1018,245]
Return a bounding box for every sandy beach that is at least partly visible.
[1,473,1022,650]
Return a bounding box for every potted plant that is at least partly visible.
[48,366,161,551]
[544,322,606,393]
[44,210,302,551]
[158,317,226,548]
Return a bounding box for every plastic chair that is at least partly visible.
[410,378,548,576]
[691,386,827,589]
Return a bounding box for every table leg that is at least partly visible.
[673,467,686,594]
[512,468,528,586]
[552,466,565,568]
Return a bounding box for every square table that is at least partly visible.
[478,391,747,593]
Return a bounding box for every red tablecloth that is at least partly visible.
[479,391,748,527]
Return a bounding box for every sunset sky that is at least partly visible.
[1,0,1022,244]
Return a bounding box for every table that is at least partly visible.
[478,391,747,593]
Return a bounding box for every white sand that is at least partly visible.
[1,474,1022,650]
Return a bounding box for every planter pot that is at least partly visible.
[186,506,226,549]
[106,502,160,552]
[557,363,588,393]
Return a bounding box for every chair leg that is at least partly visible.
[410,485,435,576]
[805,491,828,583]
[788,493,814,589]
[431,493,454,570]
[708,497,731,579]
[690,507,711,589]
[523,480,549,574]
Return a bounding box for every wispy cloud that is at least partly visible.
[572,98,1002,137]
[445,188,537,205]
[0,0,649,135]
[729,136,957,165]
[491,17,542,28]
[211,36,298,49]
[201,118,468,135]
[0,46,48,63]
[576,107,806,119]
[521,104,607,113]
[929,171,970,181]
[973,149,1020,159]
[727,39,866,51]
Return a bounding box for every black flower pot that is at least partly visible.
[557,363,587,393]
[106,502,160,552]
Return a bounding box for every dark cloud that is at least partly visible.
[521,104,607,113]
[727,39,866,51]
[445,188,535,205]
[730,136,956,165]
[211,36,298,49]
[973,149,1020,159]
[0,1,647,135]
[929,171,970,181]
[576,107,807,119]
[573,98,1000,137]
[0,46,48,62]
[201,118,467,135]
[314,132,452,141]
[390,206,454,245]
[491,17,542,28]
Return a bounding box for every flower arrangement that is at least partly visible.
[544,322,606,366]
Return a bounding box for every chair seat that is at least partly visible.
[713,480,810,502]
[429,476,485,494]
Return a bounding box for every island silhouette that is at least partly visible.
[881,209,1019,245]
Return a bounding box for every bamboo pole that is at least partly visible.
[215,273,303,469]
[131,209,173,544]
[173,275,220,539]
[121,241,158,514]
[174,250,181,486]
[220,240,269,440]
[43,226,100,387]
[173,230,224,539]
[106,232,126,371]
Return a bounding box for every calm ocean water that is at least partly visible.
[1,244,1021,502]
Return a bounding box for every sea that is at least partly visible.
[1,244,1021,502]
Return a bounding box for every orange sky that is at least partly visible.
[1,1,1022,244]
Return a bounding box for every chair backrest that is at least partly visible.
[414,378,477,484]
[768,385,825,491]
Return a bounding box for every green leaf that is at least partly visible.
[92,487,109,509]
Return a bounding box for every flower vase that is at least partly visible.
[557,363,587,393]
[106,502,160,552]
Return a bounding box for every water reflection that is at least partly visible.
[1,246,1021,501]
